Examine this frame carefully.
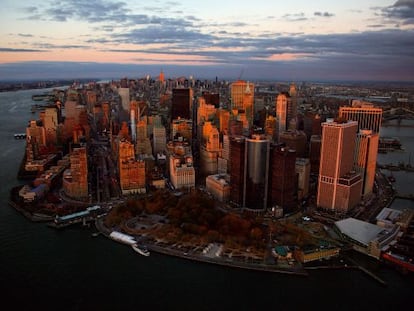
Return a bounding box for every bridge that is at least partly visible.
[382,107,414,123]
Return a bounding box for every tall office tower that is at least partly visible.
[355,130,379,197]
[159,70,165,83]
[26,120,46,162]
[136,119,152,155]
[339,100,382,133]
[339,100,382,198]
[202,92,220,108]
[288,83,298,124]
[264,115,277,142]
[43,107,58,146]
[118,87,130,111]
[296,158,310,200]
[254,96,265,115]
[86,91,97,112]
[309,135,321,174]
[217,109,230,134]
[172,118,192,141]
[269,145,297,210]
[63,147,88,199]
[153,125,167,155]
[118,140,146,194]
[26,120,46,148]
[230,80,254,128]
[118,121,130,141]
[229,119,243,136]
[172,88,192,119]
[102,102,110,130]
[199,122,220,176]
[130,109,137,142]
[317,119,362,212]
[279,130,307,157]
[276,92,291,141]
[244,135,270,210]
[229,136,246,206]
[197,97,217,125]
[218,134,230,174]
[169,153,195,190]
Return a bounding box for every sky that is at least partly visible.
[0,0,414,81]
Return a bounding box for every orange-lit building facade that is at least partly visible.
[63,147,88,199]
[355,130,379,197]
[339,100,382,133]
[118,140,146,194]
[230,80,254,128]
[317,120,362,212]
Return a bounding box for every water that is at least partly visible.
[1,89,413,310]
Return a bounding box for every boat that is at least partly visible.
[132,244,150,257]
[382,251,414,273]
[14,133,26,139]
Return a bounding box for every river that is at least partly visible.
[0,89,412,310]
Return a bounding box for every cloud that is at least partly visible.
[0,47,46,52]
[17,33,33,37]
[282,13,308,22]
[314,12,335,17]
[379,0,414,25]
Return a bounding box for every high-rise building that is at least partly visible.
[169,153,195,190]
[172,118,192,141]
[244,135,270,210]
[288,83,298,124]
[118,87,130,111]
[118,140,146,194]
[339,100,382,133]
[296,158,310,200]
[229,136,245,206]
[339,101,382,199]
[317,119,362,212]
[172,88,192,119]
[269,145,297,210]
[63,147,88,199]
[153,125,167,155]
[355,129,379,197]
[197,97,217,125]
[279,130,307,157]
[309,135,321,174]
[230,80,254,128]
[276,92,291,141]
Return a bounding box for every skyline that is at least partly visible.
[1,0,414,81]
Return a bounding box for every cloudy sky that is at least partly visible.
[1,0,413,81]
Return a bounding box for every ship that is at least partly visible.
[382,251,414,273]
[109,231,136,246]
[132,244,150,257]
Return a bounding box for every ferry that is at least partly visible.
[132,244,150,257]
[382,251,414,273]
[14,133,26,139]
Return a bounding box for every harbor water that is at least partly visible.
[0,89,413,310]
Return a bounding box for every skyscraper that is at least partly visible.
[355,129,379,197]
[276,92,291,141]
[172,88,192,120]
[230,80,254,128]
[317,119,362,212]
[339,100,382,133]
[269,144,297,210]
[339,100,382,198]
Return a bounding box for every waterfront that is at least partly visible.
[1,89,414,310]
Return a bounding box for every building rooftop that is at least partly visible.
[335,218,386,246]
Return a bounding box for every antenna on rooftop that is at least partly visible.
[238,68,244,80]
